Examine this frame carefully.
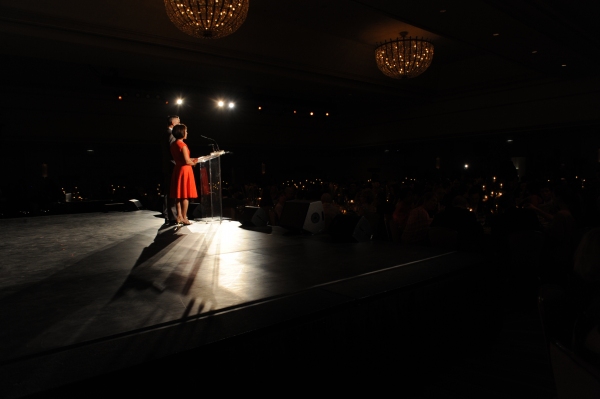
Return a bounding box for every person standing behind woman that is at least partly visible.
[170,124,199,225]
[162,115,179,225]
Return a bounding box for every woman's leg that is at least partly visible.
[176,199,183,223]
[182,199,190,223]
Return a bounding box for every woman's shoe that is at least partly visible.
[182,219,192,225]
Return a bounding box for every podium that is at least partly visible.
[194,150,227,222]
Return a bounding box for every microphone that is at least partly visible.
[200,135,219,151]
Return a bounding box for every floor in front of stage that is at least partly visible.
[0,210,487,398]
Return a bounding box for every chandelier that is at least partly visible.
[375,32,434,78]
[164,0,250,39]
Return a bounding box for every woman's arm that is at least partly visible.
[182,146,198,166]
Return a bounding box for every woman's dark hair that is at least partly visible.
[172,124,186,139]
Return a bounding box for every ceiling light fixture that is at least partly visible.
[375,32,434,79]
[164,0,249,39]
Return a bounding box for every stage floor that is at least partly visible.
[0,210,481,397]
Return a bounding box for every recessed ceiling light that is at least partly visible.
[562,64,567,67]
[492,33,500,36]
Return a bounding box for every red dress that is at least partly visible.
[169,140,198,199]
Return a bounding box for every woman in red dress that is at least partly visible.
[170,124,199,225]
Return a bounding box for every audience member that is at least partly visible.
[519,179,544,208]
[391,188,415,242]
[321,193,341,232]
[532,182,559,228]
[514,178,533,208]
[526,183,559,227]
[440,180,468,210]
[430,195,484,251]
[273,193,287,223]
[283,186,296,202]
[356,187,379,235]
[490,195,542,238]
[569,228,600,367]
[162,115,179,225]
[539,184,581,283]
[401,191,437,246]
[467,185,482,216]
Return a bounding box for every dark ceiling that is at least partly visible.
[0,0,599,150]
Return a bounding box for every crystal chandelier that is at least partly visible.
[375,32,434,79]
[164,0,250,39]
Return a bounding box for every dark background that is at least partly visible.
[0,0,599,212]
